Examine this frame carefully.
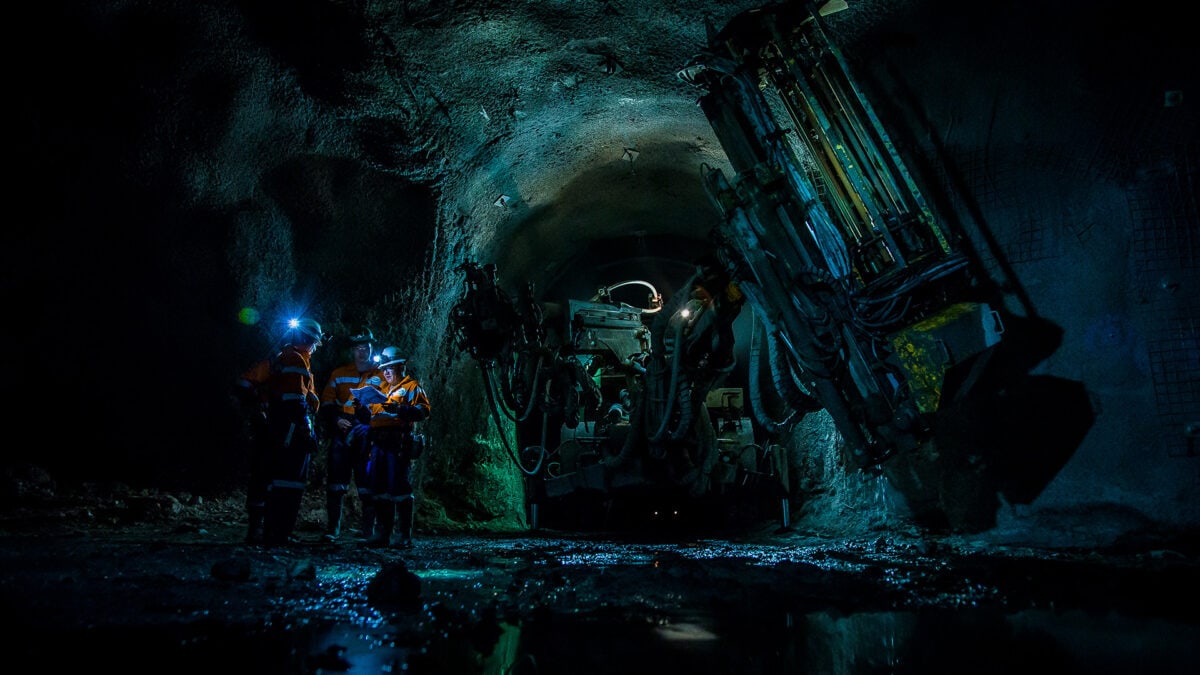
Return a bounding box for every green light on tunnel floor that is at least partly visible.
[413,568,488,581]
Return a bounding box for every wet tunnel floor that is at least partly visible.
[2,517,1198,674]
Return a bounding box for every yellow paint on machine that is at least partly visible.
[889,302,986,414]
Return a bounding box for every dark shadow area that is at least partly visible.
[9,5,262,493]
[7,172,245,492]
[261,156,440,307]
[942,313,1093,507]
[234,0,372,105]
[987,375,1094,505]
[886,313,1094,532]
[533,481,785,537]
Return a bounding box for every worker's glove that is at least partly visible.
[347,423,371,448]
[353,403,372,425]
[386,403,427,422]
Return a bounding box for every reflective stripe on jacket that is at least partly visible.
[321,362,383,414]
[368,375,431,430]
[269,345,320,413]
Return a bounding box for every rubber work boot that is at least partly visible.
[393,498,414,548]
[324,492,343,542]
[263,489,303,547]
[245,505,266,545]
[359,502,377,540]
[365,500,394,548]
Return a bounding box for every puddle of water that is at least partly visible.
[30,605,1197,674]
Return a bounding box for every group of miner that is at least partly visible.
[233,321,431,549]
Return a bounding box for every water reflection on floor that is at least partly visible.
[130,602,1195,674]
[10,531,1199,674]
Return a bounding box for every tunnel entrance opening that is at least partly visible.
[532,480,789,538]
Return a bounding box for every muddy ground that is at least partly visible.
[2,481,1197,674]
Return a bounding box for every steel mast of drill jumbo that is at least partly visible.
[679,0,1004,469]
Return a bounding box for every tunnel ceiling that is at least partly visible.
[14,0,909,323]
[363,0,775,299]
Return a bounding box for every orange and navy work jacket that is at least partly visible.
[368,375,432,431]
[247,343,321,413]
[321,362,383,415]
[236,358,272,410]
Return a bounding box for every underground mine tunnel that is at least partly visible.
[3,0,1197,673]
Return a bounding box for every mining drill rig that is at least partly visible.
[451,1,1004,531]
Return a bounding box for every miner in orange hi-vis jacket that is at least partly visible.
[317,327,382,542]
[247,317,327,547]
[361,346,431,549]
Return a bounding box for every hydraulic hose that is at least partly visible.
[490,355,542,424]
[667,384,693,442]
[646,270,702,442]
[481,364,544,476]
[648,315,687,443]
[748,311,805,435]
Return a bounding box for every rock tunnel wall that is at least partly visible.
[8,1,1196,548]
